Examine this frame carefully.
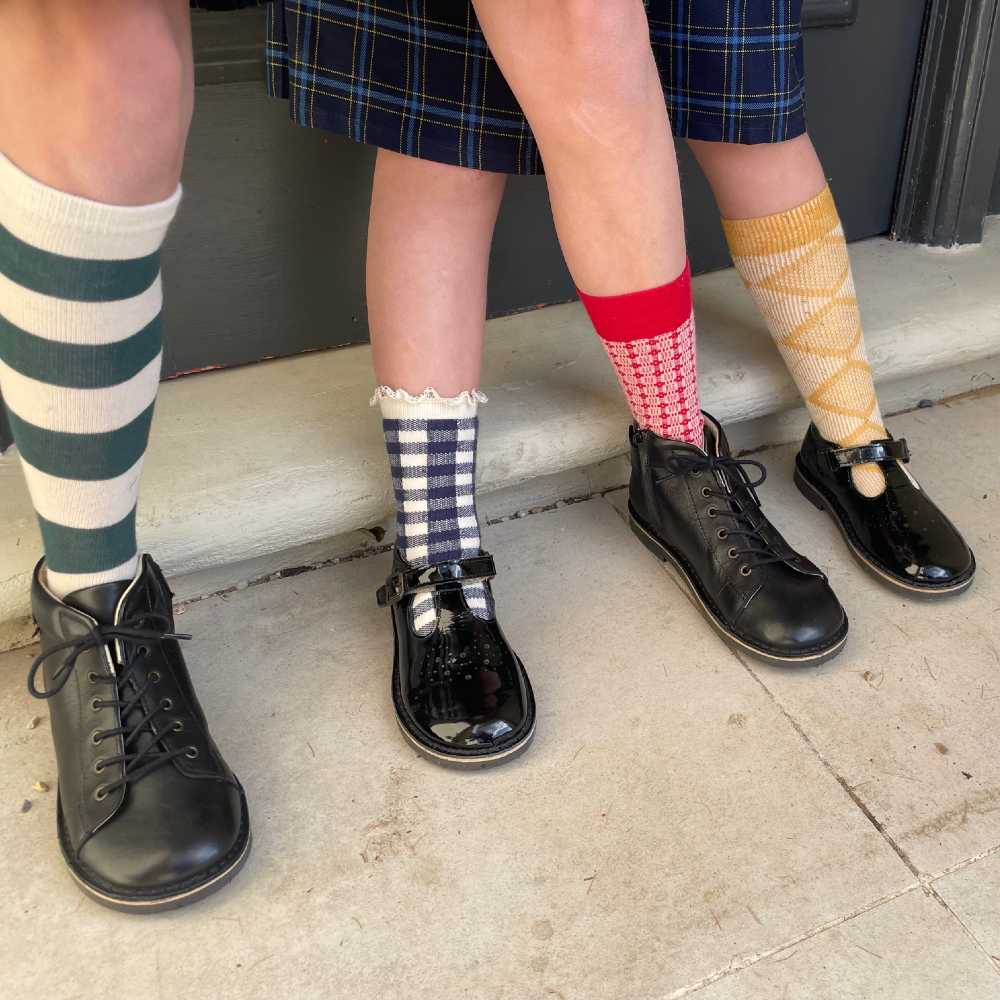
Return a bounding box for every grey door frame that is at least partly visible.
[892,0,1000,246]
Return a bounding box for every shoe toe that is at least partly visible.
[74,779,248,896]
[414,664,532,755]
[429,715,517,751]
[739,576,847,659]
[911,539,975,588]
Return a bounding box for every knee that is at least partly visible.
[0,1,193,200]
[516,1,656,140]
[555,0,648,46]
[76,9,193,161]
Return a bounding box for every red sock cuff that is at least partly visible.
[577,261,692,342]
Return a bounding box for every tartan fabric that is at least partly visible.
[265,0,807,175]
[382,415,490,634]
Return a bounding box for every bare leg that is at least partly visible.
[687,134,826,220]
[470,0,687,294]
[367,150,507,395]
[0,0,193,203]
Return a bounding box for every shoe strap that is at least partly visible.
[825,438,909,470]
[376,554,497,607]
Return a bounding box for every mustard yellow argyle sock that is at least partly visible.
[722,185,886,497]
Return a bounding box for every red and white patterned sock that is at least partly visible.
[578,262,703,447]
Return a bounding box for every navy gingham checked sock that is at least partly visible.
[376,388,492,636]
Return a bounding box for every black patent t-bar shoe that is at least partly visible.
[377,550,536,767]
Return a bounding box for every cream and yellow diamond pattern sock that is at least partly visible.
[723,185,887,497]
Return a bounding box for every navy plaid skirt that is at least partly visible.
[265,1,806,175]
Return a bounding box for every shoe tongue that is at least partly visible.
[63,579,133,625]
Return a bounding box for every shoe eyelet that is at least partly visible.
[690,469,703,478]
[185,746,199,760]
[172,720,185,733]
[161,698,173,711]
[717,528,728,540]
[148,671,161,684]
[136,645,148,657]
[93,759,105,774]
[701,486,712,498]
[707,507,718,518]
[90,697,102,712]
[94,785,108,802]
[87,672,99,684]
[740,565,753,577]
[728,547,738,560]
[90,729,104,745]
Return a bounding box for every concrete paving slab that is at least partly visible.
[687,888,1000,1000]
[1,500,913,1000]
[934,852,1000,971]
[607,392,1000,878]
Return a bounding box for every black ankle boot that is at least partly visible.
[627,413,848,665]
[794,423,975,596]
[377,549,536,767]
[28,556,251,912]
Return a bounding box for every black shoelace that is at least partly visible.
[657,453,787,574]
[28,615,195,801]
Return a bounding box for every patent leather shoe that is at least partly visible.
[377,550,536,767]
[794,423,975,596]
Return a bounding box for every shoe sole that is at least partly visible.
[395,716,536,770]
[628,506,847,667]
[793,465,975,599]
[64,820,252,914]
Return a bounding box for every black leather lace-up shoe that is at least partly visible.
[628,413,848,665]
[794,423,975,596]
[29,556,251,912]
[377,550,535,767]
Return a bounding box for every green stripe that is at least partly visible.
[0,222,159,302]
[5,402,155,481]
[0,312,161,388]
[38,507,137,575]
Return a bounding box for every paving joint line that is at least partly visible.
[927,841,1000,881]
[734,648,923,879]
[922,880,1000,979]
[659,882,923,999]
[174,491,622,612]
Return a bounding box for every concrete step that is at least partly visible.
[3,220,999,648]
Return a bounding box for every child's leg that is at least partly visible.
[464,1,847,665]
[691,133,975,596]
[471,0,702,447]
[368,150,504,396]
[0,0,192,596]
[689,134,887,497]
[368,150,535,765]
[368,150,505,634]
[1,0,250,911]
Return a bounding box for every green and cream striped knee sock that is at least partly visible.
[0,153,179,599]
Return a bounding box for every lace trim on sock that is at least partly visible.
[370,386,488,407]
